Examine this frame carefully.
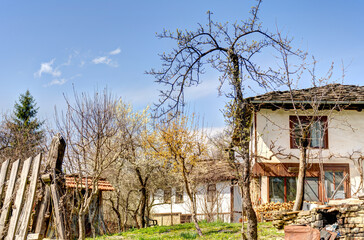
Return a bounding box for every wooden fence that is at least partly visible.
[0,134,67,240]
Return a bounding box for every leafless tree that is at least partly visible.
[104,103,174,231]
[147,1,302,238]
[55,89,124,240]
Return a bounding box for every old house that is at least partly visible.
[152,84,364,224]
[250,84,364,204]
[151,160,243,224]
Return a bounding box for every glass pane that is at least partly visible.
[269,177,284,203]
[294,123,302,146]
[286,177,296,202]
[325,171,334,199]
[164,188,172,203]
[304,177,319,201]
[334,172,345,199]
[310,121,324,148]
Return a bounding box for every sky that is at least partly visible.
[0,0,363,131]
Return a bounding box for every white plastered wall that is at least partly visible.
[255,109,364,202]
[152,181,233,222]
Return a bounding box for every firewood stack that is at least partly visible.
[254,201,294,222]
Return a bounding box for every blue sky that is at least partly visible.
[0,1,363,129]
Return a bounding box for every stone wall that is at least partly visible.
[272,204,364,238]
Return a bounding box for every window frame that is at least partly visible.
[175,187,184,204]
[289,116,328,149]
[163,187,172,204]
[268,176,296,203]
[207,184,217,202]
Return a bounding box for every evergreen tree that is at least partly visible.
[0,90,45,161]
[13,90,43,131]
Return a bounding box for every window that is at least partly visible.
[207,184,216,202]
[163,188,172,204]
[325,171,345,199]
[175,187,184,203]
[269,177,296,203]
[304,177,319,201]
[290,116,328,149]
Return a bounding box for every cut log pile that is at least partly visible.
[254,201,294,222]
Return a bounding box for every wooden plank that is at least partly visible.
[0,159,10,201]
[6,157,33,240]
[50,184,66,240]
[25,233,40,240]
[0,159,20,238]
[33,186,51,235]
[17,154,42,240]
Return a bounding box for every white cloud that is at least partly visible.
[92,56,111,65]
[34,59,61,78]
[45,74,81,87]
[48,78,67,86]
[109,47,121,55]
[91,56,118,67]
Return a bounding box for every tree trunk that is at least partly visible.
[241,149,257,240]
[181,163,203,236]
[140,186,147,228]
[190,193,203,237]
[78,211,86,240]
[229,50,258,240]
[170,198,174,226]
[293,147,307,211]
[135,168,148,228]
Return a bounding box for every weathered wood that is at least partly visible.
[33,186,51,236]
[34,133,67,239]
[0,159,20,238]
[17,154,42,240]
[0,159,10,201]
[6,157,33,240]
[50,184,66,240]
[25,233,40,240]
[46,134,66,173]
[40,174,52,183]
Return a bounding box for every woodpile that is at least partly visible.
[254,201,294,222]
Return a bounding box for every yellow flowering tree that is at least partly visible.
[154,115,206,237]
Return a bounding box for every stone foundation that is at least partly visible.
[272,203,364,238]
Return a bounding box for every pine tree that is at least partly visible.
[13,90,43,131]
[0,90,45,160]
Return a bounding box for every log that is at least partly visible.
[45,134,66,173]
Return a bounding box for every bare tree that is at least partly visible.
[105,103,174,230]
[147,1,302,238]
[56,89,124,240]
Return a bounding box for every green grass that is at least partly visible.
[87,221,284,239]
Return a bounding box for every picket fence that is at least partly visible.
[0,134,67,240]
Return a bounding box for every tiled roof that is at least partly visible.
[65,175,114,191]
[249,84,364,103]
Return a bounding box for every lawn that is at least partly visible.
[87,221,284,240]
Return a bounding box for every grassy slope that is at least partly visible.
[88,221,284,240]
